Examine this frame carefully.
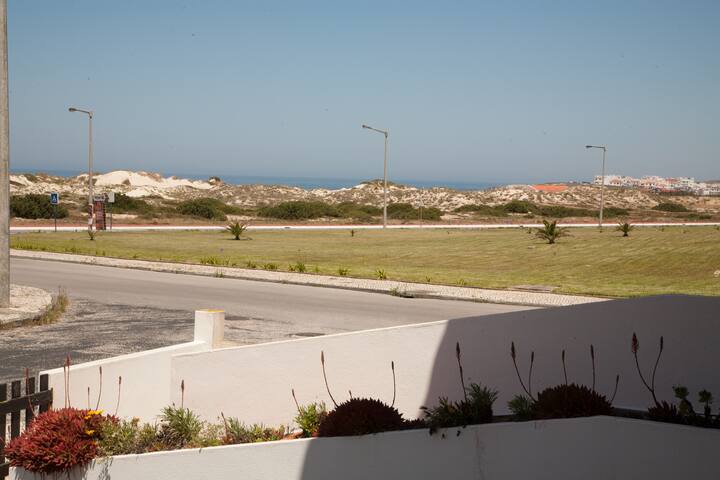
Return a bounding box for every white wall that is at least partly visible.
[170,296,720,426]
[11,417,720,480]
[44,310,225,421]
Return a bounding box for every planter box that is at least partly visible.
[11,416,720,480]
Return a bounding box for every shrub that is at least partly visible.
[535,219,569,244]
[199,256,223,266]
[317,398,407,437]
[386,203,442,221]
[508,394,534,421]
[531,384,613,419]
[375,269,387,280]
[652,202,689,212]
[422,342,497,434]
[257,201,340,220]
[536,205,595,218]
[6,408,113,474]
[454,204,507,216]
[337,267,349,276]
[501,200,537,214]
[604,207,630,217]
[10,194,69,219]
[111,193,153,214]
[263,262,278,271]
[97,417,161,456]
[176,198,233,220]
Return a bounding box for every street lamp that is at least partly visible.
[69,107,94,230]
[585,145,607,229]
[362,124,389,228]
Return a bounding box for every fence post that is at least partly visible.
[0,382,6,467]
[9,381,19,439]
[193,309,225,349]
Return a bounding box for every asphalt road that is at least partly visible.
[11,257,531,332]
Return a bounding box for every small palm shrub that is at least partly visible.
[337,267,349,276]
[616,222,633,237]
[375,269,387,280]
[226,221,247,240]
[535,219,569,244]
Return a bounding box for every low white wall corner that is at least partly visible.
[194,309,225,349]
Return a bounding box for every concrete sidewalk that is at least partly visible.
[11,249,606,307]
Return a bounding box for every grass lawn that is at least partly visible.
[11,226,720,297]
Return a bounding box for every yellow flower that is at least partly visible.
[85,429,96,436]
[84,409,104,420]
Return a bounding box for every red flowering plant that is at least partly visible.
[5,408,116,474]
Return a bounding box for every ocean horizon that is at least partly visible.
[11,168,509,191]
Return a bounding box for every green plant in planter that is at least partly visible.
[421,342,498,434]
[157,406,203,449]
[291,390,328,437]
[221,415,286,444]
[315,352,418,437]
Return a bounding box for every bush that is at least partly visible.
[386,203,442,221]
[535,219,570,244]
[422,383,497,434]
[501,200,538,214]
[176,197,240,220]
[454,204,507,216]
[336,202,382,219]
[111,193,153,214]
[6,408,113,474]
[603,207,630,218]
[10,194,69,219]
[257,201,340,220]
[317,398,408,437]
[652,202,689,212]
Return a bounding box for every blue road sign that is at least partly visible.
[50,192,59,205]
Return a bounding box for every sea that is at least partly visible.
[12,168,506,191]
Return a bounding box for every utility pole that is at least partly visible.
[0,0,10,308]
[69,107,94,231]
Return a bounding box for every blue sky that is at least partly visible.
[7,1,720,183]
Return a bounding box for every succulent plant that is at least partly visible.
[531,384,613,419]
[316,398,407,437]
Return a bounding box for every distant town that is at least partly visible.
[593,174,720,196]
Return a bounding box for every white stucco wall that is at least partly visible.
[43,310,225,421]
[170,296,720,426]
[11,417,720,480]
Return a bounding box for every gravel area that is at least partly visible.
[12,250,605,307]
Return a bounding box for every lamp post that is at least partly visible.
[586,145,607,229]
[69,107,94,230]
[0,0,9,307]
[362,124,389,228]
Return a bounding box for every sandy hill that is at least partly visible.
[9,170,720,213]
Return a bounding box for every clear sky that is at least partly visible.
[7,0,720,183]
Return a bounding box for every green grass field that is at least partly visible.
[11,226,720,297]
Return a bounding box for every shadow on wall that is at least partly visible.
[299,295,720,479]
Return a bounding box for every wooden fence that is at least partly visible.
[0,374,52,477]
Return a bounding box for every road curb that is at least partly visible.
[10,249,608,308]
